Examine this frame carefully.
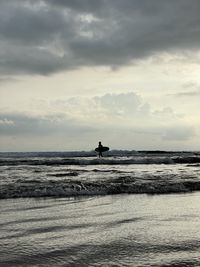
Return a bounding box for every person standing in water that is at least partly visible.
[98,141,103,157]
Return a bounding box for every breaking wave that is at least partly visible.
[1,177,200,199]
[1,150,200,199]
[1,155,200,166]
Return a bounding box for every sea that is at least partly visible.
[1,150,200,266]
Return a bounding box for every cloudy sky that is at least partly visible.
[1,0,200,151]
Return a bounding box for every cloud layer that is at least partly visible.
[1,0,200,75]
[0,92,195,151]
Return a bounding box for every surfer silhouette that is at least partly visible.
[95,142,109,157]
[98,141,103,157]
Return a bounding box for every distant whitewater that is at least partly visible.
[1,150,200,199]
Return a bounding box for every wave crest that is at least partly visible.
[1,178,200,199]
[1,156,200,166]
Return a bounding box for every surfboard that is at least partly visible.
[95,146,109,152]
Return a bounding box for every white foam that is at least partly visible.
[1,178,200,199]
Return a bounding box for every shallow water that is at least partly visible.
[1,151,200,266]
[1,193,200,266]
[1,152,200,198]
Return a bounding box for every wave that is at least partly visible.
[1,155,200,166]
[1,177,200,199]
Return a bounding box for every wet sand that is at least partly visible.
[1,193,200,266]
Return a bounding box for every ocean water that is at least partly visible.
[1,151,200,266]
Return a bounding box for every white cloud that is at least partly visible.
[0,92,195,151]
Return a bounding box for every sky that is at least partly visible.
[0,0,200,152]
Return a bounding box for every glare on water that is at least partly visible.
[1,193,200,266]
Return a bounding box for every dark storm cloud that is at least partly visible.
[1,0,200,75]
[0,3,69,44]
